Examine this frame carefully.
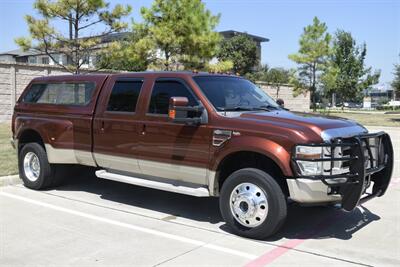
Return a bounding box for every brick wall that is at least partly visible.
[0,64,12,122]
[257,82,310,112]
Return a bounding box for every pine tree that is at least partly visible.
[289,17,331,110]
[136,0,221,71]
[16,0,131,74]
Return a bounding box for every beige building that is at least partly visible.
[0,31,268,70]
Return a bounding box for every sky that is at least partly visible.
[0,0,399,86]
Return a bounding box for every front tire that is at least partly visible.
[18,143,65,190]
[219,168,287,239]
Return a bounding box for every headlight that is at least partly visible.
[295,146,324,176]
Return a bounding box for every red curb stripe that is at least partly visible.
[244,177,399,267]
[244,212,341,267]
[244,239,304,267]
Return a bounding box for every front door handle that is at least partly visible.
[100,121,105,132]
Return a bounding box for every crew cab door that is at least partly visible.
[137,78,211,186]
[93,76,146,173]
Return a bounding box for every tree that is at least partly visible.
[246,65,292,97]
[289,17,331,110]
[217,34,258,75]
[96,30,152,71]
[264,68,292,98]
[206,60,234,73]
[392,57,400,97]
[322,30,380,104]
[135,0,220,71]
[15,0,131,74]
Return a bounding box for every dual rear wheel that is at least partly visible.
[18,143,67,189]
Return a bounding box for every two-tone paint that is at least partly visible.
[11,72,373,202]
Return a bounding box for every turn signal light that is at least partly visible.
[168,109,176,119]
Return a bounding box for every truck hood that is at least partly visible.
[234,110,368,142]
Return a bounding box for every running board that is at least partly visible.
[95,170,210,197]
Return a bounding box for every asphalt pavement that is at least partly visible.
[1,126,399,266]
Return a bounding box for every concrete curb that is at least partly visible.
[0,174,21,187]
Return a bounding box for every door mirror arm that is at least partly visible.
[169,97,206,126]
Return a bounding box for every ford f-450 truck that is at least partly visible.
[11,72,393,239]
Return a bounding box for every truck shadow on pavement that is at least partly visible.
[56,172,381,241]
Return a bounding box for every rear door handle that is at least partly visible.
[100,121,105,132]
[141,124,146,135]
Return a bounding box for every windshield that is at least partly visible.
[193,76,280,111]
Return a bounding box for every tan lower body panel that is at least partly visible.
[44,146,218,196]
[139,159,208,185]
[45,144,96,167]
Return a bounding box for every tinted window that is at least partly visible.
[23,82,95,105]
[193,76,279,111]
[107,80,143,112]
[148,80,197,114]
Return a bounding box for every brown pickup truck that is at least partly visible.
[11,72,393,239]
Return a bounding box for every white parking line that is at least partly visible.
[0,191,257,260]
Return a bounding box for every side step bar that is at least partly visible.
[95,170,210,197]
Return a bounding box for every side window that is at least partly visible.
[23,82,95,105]
[148,80,197,114]
[107,80,143,112]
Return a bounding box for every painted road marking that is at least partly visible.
[244,178,400,267]
[244,211,341,267]
[0,191,257,260]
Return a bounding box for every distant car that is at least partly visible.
[344,102,362,108]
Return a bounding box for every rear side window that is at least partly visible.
[23,82,95,106]
[107,80,143,112]
[148,80,197,114]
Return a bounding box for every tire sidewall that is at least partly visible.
[220,168,287,239]
[18,143,49,190]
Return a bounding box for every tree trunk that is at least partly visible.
[312,63,317,111]
[163,48,170,71]
[74,8,80,74]
[276,85,280,98]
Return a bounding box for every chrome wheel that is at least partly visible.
[23,152,41,182]
[229,182,268,227]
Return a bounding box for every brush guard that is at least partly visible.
[292,132,393,211]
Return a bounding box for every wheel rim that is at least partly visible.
[229,182,268,228]
[23,152,41,182]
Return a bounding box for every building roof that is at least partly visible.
[219,30,269,42]
[0,30,269,56]
[0,48,41,57]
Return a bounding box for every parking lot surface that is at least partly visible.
[1,126,399,267]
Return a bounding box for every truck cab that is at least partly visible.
[11,72,393,239]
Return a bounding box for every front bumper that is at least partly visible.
[289,132,393,211]
[287,179,341,204]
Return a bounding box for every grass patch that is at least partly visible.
[317,111,400,127]
[0,123,18,176]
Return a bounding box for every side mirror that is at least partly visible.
[276,98,285,108]
[168,96,204,125]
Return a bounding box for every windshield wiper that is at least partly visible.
[217,106,270,112]
[258,104,279,110]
